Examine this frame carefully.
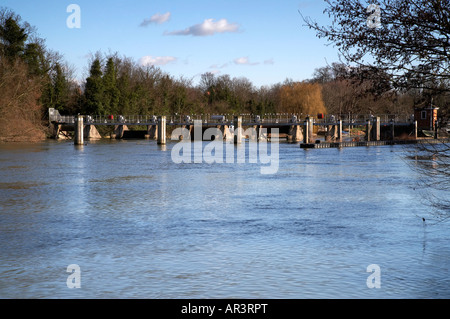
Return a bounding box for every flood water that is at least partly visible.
[0,139,448,299]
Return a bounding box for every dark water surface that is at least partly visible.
[0,140,448,298]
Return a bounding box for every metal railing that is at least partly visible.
[320,114,414,125]
[84,115,158,125]
[49,108,414,127]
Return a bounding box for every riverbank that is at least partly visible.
[0,119,47,144]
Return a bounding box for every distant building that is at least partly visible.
[414,105,439,131]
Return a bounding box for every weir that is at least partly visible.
[48,109,443,148]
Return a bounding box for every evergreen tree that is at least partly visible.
[102,57,120,114]
[83,58,104,115]
[52,63,70,112]
[0,16,27,60]
[23,42,48,77]
[117,69,132,115]
[0,12,51,79]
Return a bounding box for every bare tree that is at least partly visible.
[301,0,450,95]
[0,58,45,142]
[302,0,450,220]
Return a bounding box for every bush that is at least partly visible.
[0,58,46,142]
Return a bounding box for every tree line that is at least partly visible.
[302,0,450,122]
[1,5,448,141]
[69,54,329,118]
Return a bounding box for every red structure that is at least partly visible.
[414,105,439,131]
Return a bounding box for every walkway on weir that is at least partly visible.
[49,108,439,147]
[49,109,413,127]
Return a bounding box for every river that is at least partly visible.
[0,139,448,299]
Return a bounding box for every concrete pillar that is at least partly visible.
[337,120,343,142]
[325,125,333,142]
[188,124,195,141]
[213,125,222,141]
[53,124,61,139]
[390,120,395,140]
[289,125,303,142]
[414,121,418,139]
[366,119,372,142]
[147,125,158,140]
[372,117,380,141]
[74,115,84,145]
[114,125,128,139]
[303,117,314,144]
[221,125,231,141]
[251,125,258,142]
[331,124,338,141]
[435,120,439,139]
[157,116,166,145]
[234,116,242,144]
[84,125,102,140]
[257,125,266,141]
[303,120,309,144]
[178,125,191,141]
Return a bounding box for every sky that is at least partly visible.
[1,0,341,87]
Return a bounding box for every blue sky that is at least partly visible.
[1,0,340,87]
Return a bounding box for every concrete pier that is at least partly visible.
[234,116,242,144]
[53,124,62,139]
[221,125,232,141]
[366,117,381,141]
[325,125,336,142]
[289,124,303,142]
[250,125,259,142]
[84,125,102,140]
[114,125,128,139]
[147,124,158,140]
[366,119,372,142]
[414,121,418,139]
[390,120,395,140]
[157,116,166,145]
[74,115,84,145]
[337,120,343,142]
[303,117,314,144]
[372,117,381,141]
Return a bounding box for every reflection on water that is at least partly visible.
[0,140,449,299]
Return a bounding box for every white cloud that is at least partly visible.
[263,58,275,65]
[140,12,171,26]
[140,56,177,66]
[165,18,240,36]
[209,63,229,69]
[234,57,259,66]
